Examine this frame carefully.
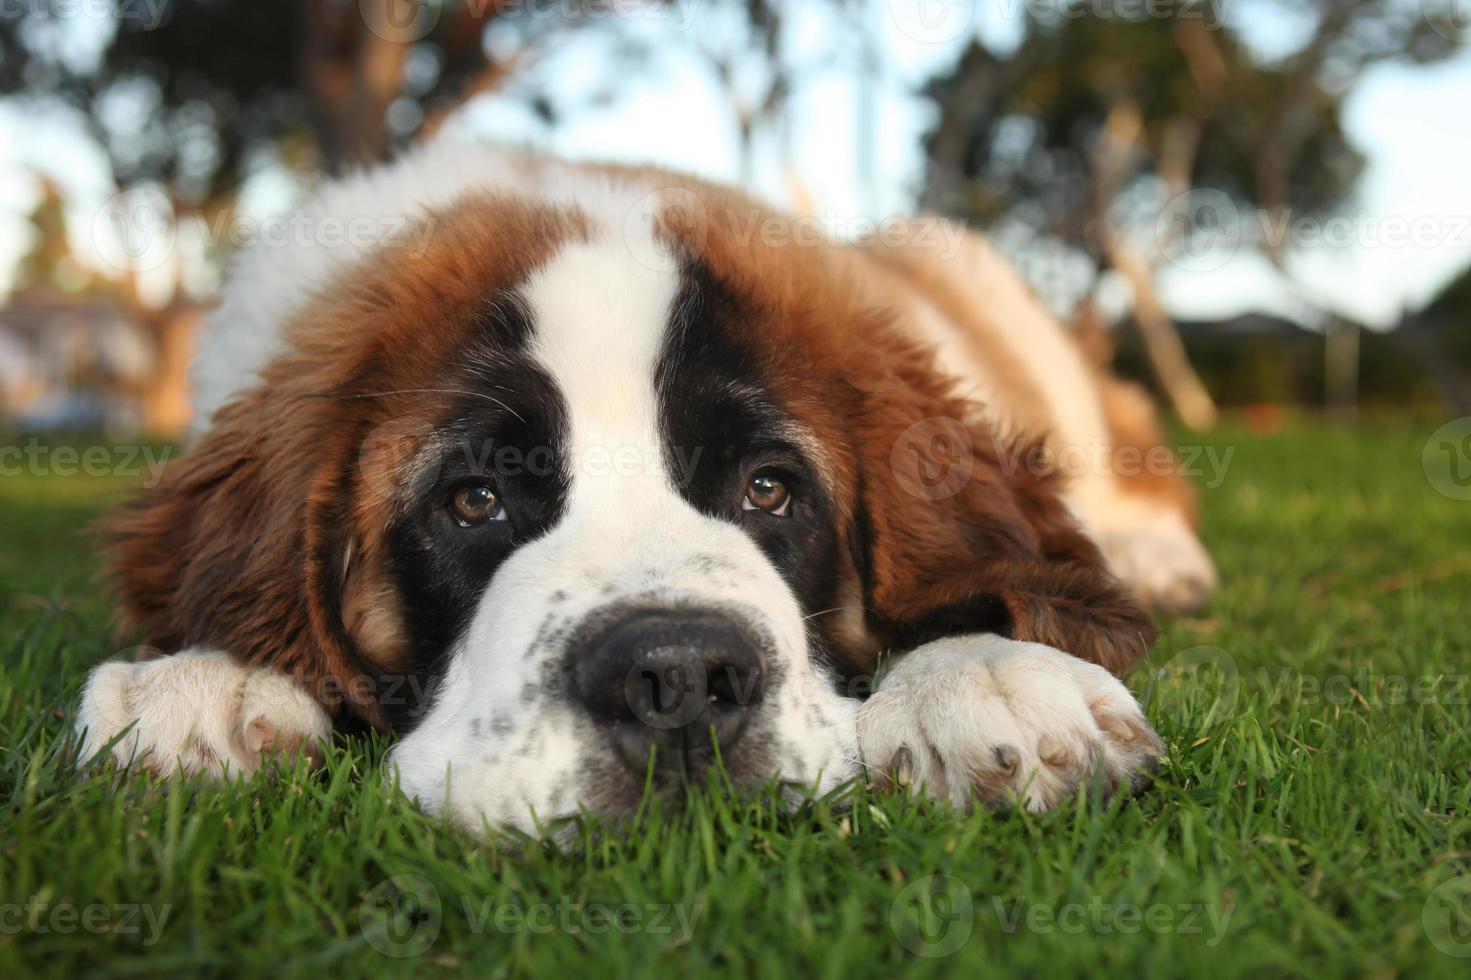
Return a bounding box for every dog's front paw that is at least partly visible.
[75,649,331,779]
[857,636,1163,811]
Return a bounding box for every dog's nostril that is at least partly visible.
[570,611,767,770]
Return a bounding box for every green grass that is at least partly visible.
[2,420,1469,978]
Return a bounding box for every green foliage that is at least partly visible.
[2,423,1470,976]
[923,1,1466,309]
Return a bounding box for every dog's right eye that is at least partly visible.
[448,483,506,527]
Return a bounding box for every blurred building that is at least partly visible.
[0,294,195,437]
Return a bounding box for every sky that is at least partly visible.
[2,0,1470,330]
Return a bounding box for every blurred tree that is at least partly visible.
[2,1,546,202]
[920,0,1464,427]
[0,1,829,201]
[14,180,94,295]
[1,0,833,433]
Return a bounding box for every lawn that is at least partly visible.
[2,420,1469,978]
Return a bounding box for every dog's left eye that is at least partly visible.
[742,473,792,517]
[448,483,507,527]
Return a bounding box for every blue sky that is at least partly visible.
[2,1,1469,329]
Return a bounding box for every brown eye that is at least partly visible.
[742,473,792,517]
[449,483,506,527]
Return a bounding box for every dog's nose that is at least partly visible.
[570,610,767,775]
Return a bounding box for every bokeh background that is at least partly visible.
[1,0,1470,440]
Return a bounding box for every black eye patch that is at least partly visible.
[381,341,571,729]
[656,259,845,627]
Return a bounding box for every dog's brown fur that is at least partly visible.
[107,171,1160,733]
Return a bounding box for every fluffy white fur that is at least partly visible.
[856,636,1164,810]
[75,649,331,778]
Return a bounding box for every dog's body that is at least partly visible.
[76,143,1214,833]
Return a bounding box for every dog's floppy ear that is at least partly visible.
[103,380,396,729]
[848,351,1155,676]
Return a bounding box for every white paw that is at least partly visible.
[1096,516,1217,615]
[857,636,1163,811]
[75,649,332,779]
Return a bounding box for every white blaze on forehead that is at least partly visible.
[389,195,862,835]
[521,227,681,492]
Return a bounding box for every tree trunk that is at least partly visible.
[1104,235,1219,431]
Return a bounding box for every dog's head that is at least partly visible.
[108,164,1150,832]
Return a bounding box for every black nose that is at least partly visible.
[570,610,767,776]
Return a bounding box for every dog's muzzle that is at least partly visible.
[570,609,768,777]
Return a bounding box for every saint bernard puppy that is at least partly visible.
[74,141,1217,834]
